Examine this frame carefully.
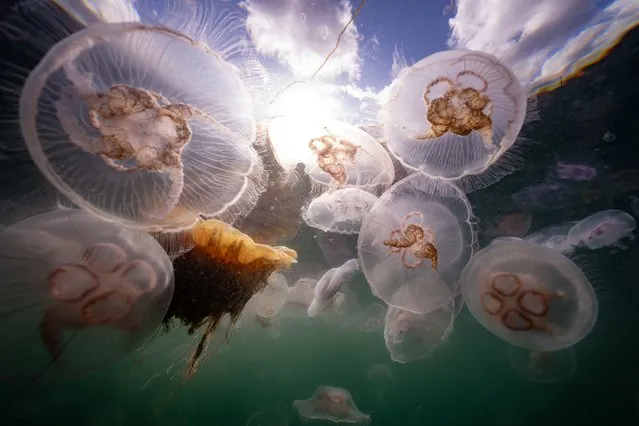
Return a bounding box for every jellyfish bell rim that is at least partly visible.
[460,238,599,352]
[19,20,255,232]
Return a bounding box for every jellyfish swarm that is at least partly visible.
[293,386,370,425]
[524,221,579,255]
[303,188,379,235]
[461,238,598,351]
[0,209,174,384]
[268,116,395,193]
[382,49,527,190]
[568,209,636,250]
[384,303,455,364]
[162,219,297,380]
[507,346,577,384]
[358,173,477,314]
[308,259,360,317]
[20,20,259,231]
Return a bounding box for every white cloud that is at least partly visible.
[448,0,639,88]
[240,0,363,80]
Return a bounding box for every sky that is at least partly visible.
[57,0,638,125]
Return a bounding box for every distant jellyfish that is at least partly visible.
[507,346,577,384]
[555,161,597,182]
[268,117,395,193]
[0,209,174,384]
[461,238,598,351]
[303,188,379,235]
[358,173,477,314]
[602,131,616,142]
[524,221,579,254]
[319,288,362,330]
[484,212,532,239]
[384,303,454,364]
[308,259,360,317]
[568,209,636,250]
[511,181,595,212]
[16,1,264,231]
[253,272,290,327]
[162,219,297,380]
[246,409,288,426]
[382,49,527,190]
[315,232,358,268]
[285,278,317,310]
[293,386,370,425]
[356,303,387,333]
[367,364,394,401]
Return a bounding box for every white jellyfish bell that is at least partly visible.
[382,49,529,191]
[302,188,379,235]
[268,117,395,194]
[9,0,267,232]
[358,173,477,314]
[307,259,360,317]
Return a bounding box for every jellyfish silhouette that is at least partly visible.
[507,346,577,384]
[568,209,636,250]
[382,49,527,191]
[13,0,265,231]
[461,238,598,351]
[308,259,360,317]
[303,188,379,235]
[384,303,455,364]
[268,117,395,193]
[0,209,174,384]
[252,272,290,327]
[358,173,477,314]
[356,302,388,333]
[293,386,370,425]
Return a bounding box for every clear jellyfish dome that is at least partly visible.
[293,386,370,425]
[268,117,395,192]
[461,238,598,351]
[382,49,527,190]
[567,209,636,250]
[357,173,477,314]
[303,188,379,235]
[0,208,174,384]
[20,21,259,231]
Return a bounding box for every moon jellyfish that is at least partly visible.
[358,173,477,314]
[367,364,394,402]
[568,209,636,250]
[384,303,454,364]
[461,238,598,351]
[524,221,579,254]
[20,16,260,231]
[0,209,174,384]
[253,272,289,327]
[507,346,577,384]
[303,188,379,234]
[286,278,317,310]
[246,409,288,426]
[484,212,532,239]
[382,49,527,190]
[293,386,371,425]
[162,219,297,380]
[308,259,360,317]
[356,302,387,332]
[268,117,395,192]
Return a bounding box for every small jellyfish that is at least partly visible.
[268,117,395,192]
[602,131,616,142]
[253,272,290,326]
[384,304,454,364]
[285,278,317,309]
[567,209,636,250]
[246,409,288,426]
[461,238,598,351]
[524,221,579,254]
[484,212,532,239]
[511,181,598,212]
[308,259,360,317]
[293,386,370,425]
[303,188,379,235]
[382,49,527,190]
[17,2,263,231]
[367,364,394,401]
[358,173,477,314]
[555,161,597,181]
[0,209,174,384]
[356,302,388,332]
[507,346,577,384]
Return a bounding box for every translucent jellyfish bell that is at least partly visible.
[567,209,636,250]
[253,272,290,325]
[356,302,388,332]
[308,259,360,317]
[20,21,259,231]
[303,188,379,234]
[383,303,454,364]
[507,346,577,384]
[0,209,174,384]
[293,386,370,425]
[358,173,477,314]
[268,117,395,192]
[461,238,598,351]
[382,49,527,190]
